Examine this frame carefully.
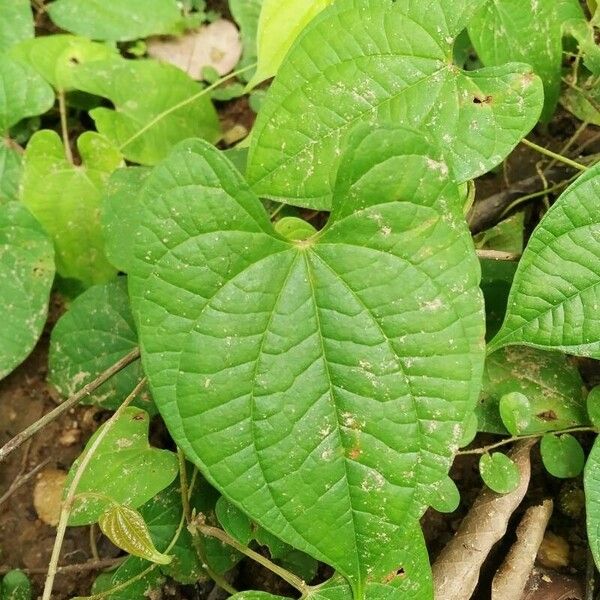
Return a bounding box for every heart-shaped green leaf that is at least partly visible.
[489,163,600,357]
[0,144,22,203]
[0,57,54,133]
[246,0,543,209]
[468,0,583,121]
[0,203,54,379]
[246,0,334,89]
[69,58,220,165]
[10,34,117,90]
[21,130,121,286]
[478,346,588,435]
[129,130,484,596]
[48,278,146,410]
[0,0,33,52]
[67,407,179,525]
[48,0,183,42]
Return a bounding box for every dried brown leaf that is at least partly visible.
[432,440,536,600]
[33,468,67,526]
[147,20,242,79]
[492,499,553,600]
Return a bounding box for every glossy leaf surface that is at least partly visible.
[0,203,54,379]
[129,132,484,596]
[247,0,543,209]
[490,164,600,357]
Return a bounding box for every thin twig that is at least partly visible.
[196,521,309,595]
[499,174,580,219]
[547,121,590,172]
[0,457,51,506]
[178,450,238,595]
[456,426,597,456]
[42,378,147,600]
[0,558,124,577]
[0,347,140,463]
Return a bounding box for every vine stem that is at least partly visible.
[118,63,257,153]
[456,425,598,456]
[58,89,73,164]
[196,521,309,596]
[0,347,140,463]
[42,378,147,600]
[521,138,588,171]
[0,457,50,506]
[499,173,580,219]
[177,449,238,595]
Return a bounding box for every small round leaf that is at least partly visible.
[479,452,520,494]
[428,477,460,513]
[541,433,585,479]
[587,386,600,428]
[499,392,531,436]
